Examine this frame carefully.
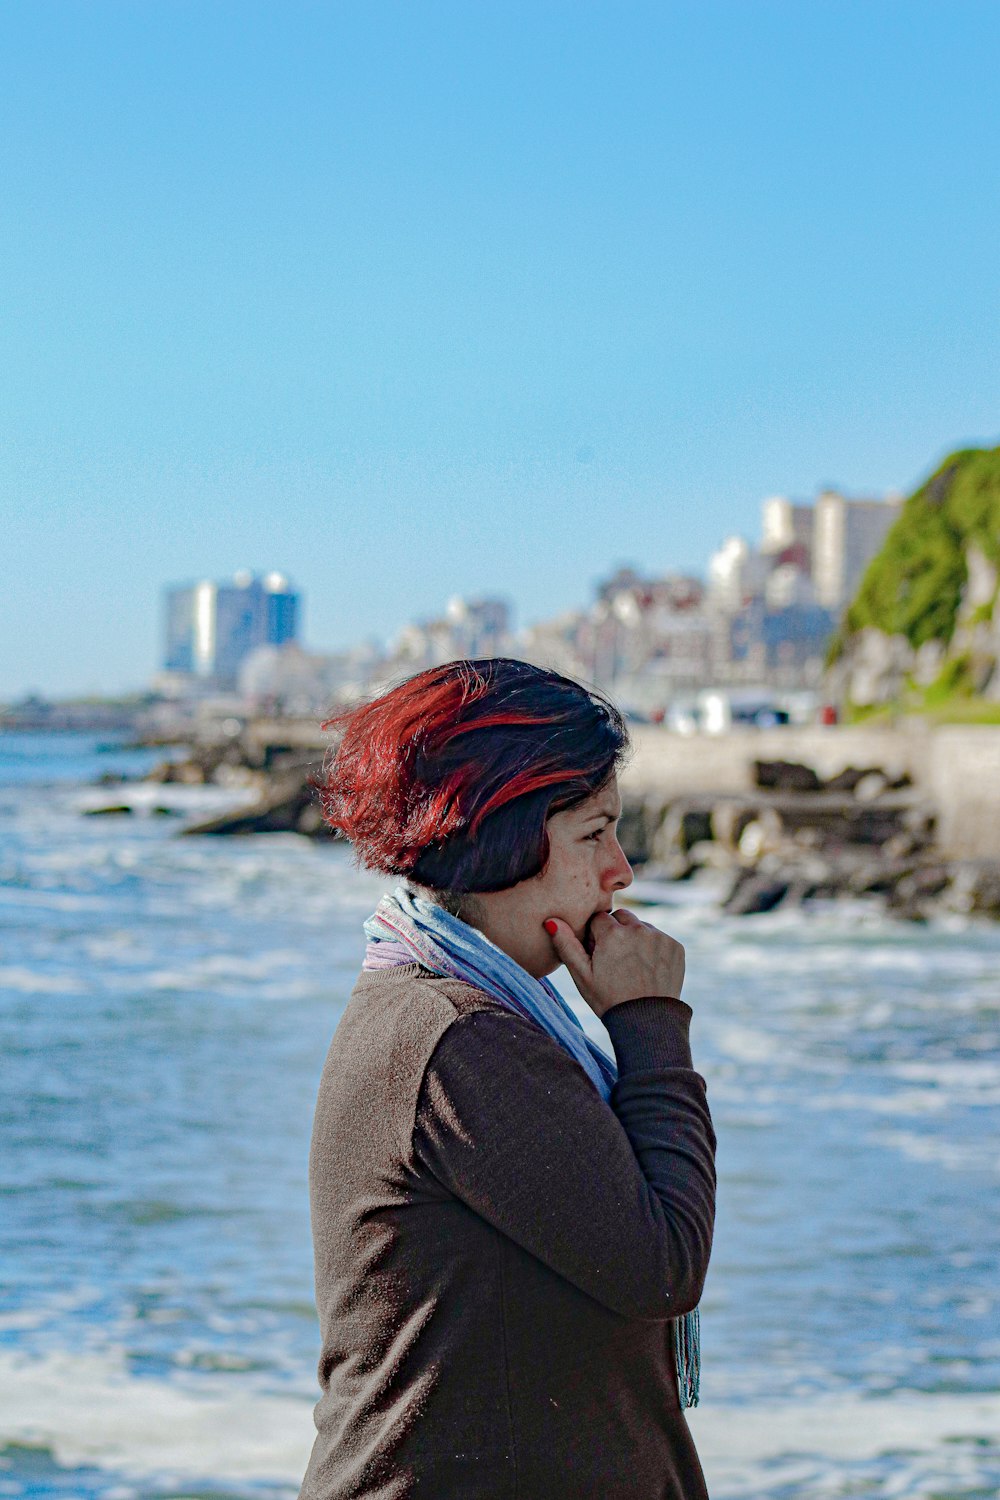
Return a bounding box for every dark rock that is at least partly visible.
[295,801,328,837]
[886,898,930,924]
[182,777,313,836]
[820,764,904,795]
[901,805,936,836]
[723,870,790,915]
[711,801,763,850]
[791,826,825,850]
[754,759,823,792]
[847,857,920,896]
[617,799,653,863]
[676,805,714,851]
[943,859,1000,916]
[882,830,929,859]
[822,765,873,794]
[83,804,133,817]
[621,794,687,865]
[780,876,813,907]
[181,775,341,840]
[885,864,952,912]
[146,761,179,783]
[651,801,715,862]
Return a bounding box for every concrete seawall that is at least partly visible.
[621,724,1000,859]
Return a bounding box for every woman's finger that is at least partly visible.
[543,917,593,989]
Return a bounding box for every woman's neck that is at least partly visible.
[413,883,552,980]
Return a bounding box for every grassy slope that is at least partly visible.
[843,446,1000,648]
[829,445,1000,721]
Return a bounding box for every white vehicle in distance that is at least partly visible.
[664,699,703,735]
[697,688,791,734]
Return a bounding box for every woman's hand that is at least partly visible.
[543,908,686,1019]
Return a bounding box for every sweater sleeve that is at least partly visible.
[410,995,716,1322]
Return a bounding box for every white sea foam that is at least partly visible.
[70,786,260,817]
[2,1350,998,1495]
[805,1087,950,1116]
[890,1057,1000,1096]
[141,948,316,994]
[871,1128,1000,1174]
[0,888,108,913]
[0,966,85,994]
[714,1024,784,1064]
[0,1349,315,1483]
[688,1389,1000,1496]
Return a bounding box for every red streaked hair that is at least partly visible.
[317,658,630,894]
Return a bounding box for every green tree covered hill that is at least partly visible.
[828,445,1000,713]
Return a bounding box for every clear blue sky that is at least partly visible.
[4,0,999,697]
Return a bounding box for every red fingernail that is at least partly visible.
[543,920,558,935]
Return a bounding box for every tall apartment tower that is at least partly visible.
[760,496,814,557]
[163,570,300,687]
[811,493,902,609]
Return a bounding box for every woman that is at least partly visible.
[298,658,716,1500]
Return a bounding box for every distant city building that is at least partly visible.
[760,496,814,557]
[707,536,769,613]
[150,481,903,714]
[811,491,902,609]
[383,595,512,677]
[765,559,816,609]
[515,610,592,682]
[163,570,300,688]
[445,596,511,657]
[596,567,704,613]
[596,566,647,604]
[239,639,384,715]
[536,567,716,710]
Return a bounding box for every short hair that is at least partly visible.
[317,657,631,894]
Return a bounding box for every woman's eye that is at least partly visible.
[585,829,603,841]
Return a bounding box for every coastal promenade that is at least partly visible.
[229,715,1000,860]
[623,723,1000,860]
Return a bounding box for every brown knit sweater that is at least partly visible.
[298,961,717,1500]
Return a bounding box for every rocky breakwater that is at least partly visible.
[167,735,336,839]
[92,719,1000,922]
[618,758,1000,923]
[85,727,338,837]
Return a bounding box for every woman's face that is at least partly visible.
[470,773,634,978]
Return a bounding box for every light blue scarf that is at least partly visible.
[363,881,701,1408]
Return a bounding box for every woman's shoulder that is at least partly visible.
[313,965,528,1139]
[326,963,520,1081]
[350,960,512,1022]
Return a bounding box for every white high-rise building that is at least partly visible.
[761,496,814,556]
[163,571,299,688]
[812,493,902,609]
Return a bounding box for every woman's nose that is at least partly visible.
[604,837,633,891]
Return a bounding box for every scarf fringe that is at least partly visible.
[673,1308,700,1408]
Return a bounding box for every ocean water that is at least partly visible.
[2,732,998,1500]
